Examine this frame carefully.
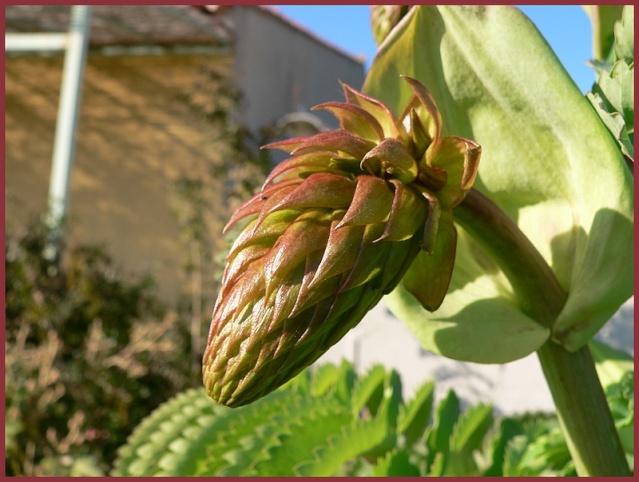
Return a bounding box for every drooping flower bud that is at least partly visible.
[203,76,481,407]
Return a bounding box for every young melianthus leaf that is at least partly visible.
[366,5,633,358]
[203,77,481,407]
[370,5,412,46]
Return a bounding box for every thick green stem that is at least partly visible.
[537,341,630,476]
[455,188,630,476]
[455,189,564,327]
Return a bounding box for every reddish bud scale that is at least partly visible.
[203,77,480,407]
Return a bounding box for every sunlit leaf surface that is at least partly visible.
[366,6,633,358]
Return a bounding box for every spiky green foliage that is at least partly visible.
[113,361,405,476]
[606,370,634,464]
[587,5,634,164]
[502,415,575,476]
[112,359,634,477]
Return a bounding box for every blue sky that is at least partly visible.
[272,5,596,94]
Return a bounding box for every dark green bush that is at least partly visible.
[5,218,192,476]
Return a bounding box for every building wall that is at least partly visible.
[6,7,366,308]
[5,7,366,303]
[227,6,366,135]
[6,53,233,307]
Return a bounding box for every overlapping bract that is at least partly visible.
[203,77,480,407]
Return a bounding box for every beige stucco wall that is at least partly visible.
[5,9,366,309]
[6,53,233,308]
[227,6,366,134]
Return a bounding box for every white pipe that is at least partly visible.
[5,33,69,52]
[46,5,92,236]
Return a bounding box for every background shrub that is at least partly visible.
[5,219,193,476]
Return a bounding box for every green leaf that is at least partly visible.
[428,451,447,476]
[426,389,460,469]
[606,371,634,423]
[284,366,312,394]
[450,403,493,454]
[249,399,353,476]
[582,5,625,61]
[362,369,403,458]
[306,426,388,473]
[371,449,421,476]
[587,53,634,163]
[480,417,524,476]
[502,434,530,476]
[117,363,408,477]
[587,91,634,161]
[586,6,633,164]
[228,363,357,476]
[111,389,227,476]
[184,390,296,476]
[592,60,634,130]
[398,380,434,448]
[604,370,634,457]
[589,339,634,390]
[386,227,549,363]
[366,5,633,354]
[613,6,634,63]
[371,5,411,46]
[295,370,403,475]
[309,363,341,396]
[445,403,494,475]
[518,425,575,476]
[333,360,358,405]
[351,364,387,417]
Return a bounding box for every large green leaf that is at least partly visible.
[366,5,633,356]
[582,5,625,62]
[386,226,550,363]
[247,400,352,476]
[112,362,406,477]
[295,369,403,475]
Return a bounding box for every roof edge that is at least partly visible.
[204,5,366,67]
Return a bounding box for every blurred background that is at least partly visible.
[4,5,633,476]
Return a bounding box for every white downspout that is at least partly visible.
[4,32,69,51]
[46,5,92,243]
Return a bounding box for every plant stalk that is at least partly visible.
[537,341,630,476]
[455,188,630,476]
